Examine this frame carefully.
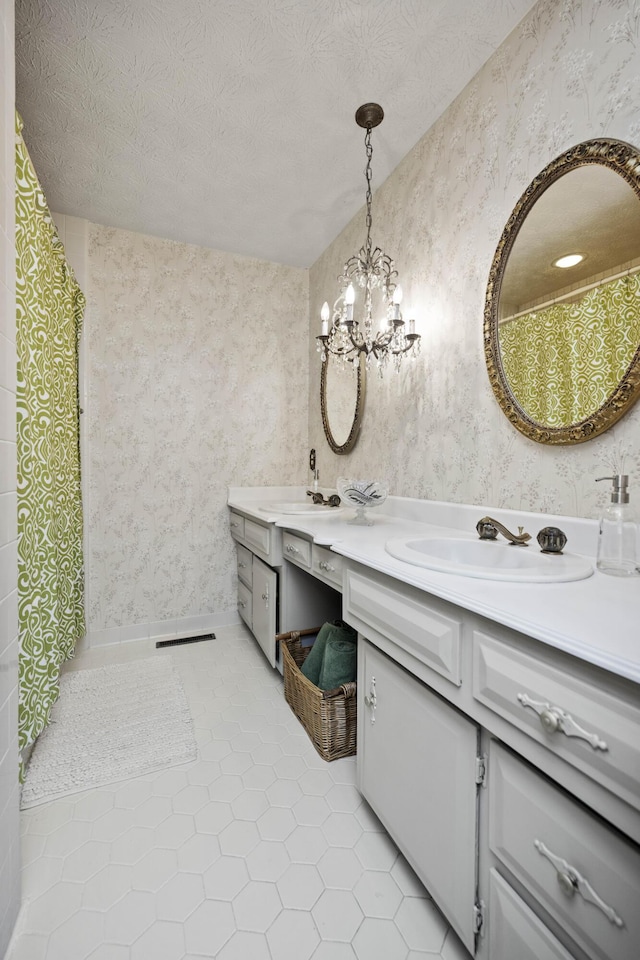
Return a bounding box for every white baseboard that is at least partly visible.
[85,610,241,648]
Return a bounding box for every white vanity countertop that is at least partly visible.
[228,487,640,684]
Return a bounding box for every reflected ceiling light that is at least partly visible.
[554,253,584,268]
[316,103,420,376]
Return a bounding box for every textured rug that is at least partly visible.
[21,655,197,808]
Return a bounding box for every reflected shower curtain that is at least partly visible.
[500,273,640,427]
[15,113,85,751]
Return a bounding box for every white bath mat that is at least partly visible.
[21,655,197,808]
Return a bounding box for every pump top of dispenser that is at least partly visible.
[596,474,630,503]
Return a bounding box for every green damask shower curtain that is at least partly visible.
[500,273,640,427]
[15,114,85,751]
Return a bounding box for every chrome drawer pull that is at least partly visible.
[534,839,624,928]
[517,693,608,752]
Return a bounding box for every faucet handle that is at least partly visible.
[476,518,498,540]
[537,526,567,554]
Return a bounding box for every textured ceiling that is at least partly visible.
[15,0,537,268]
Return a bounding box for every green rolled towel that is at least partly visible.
[300,620,357,686]
[300,621,334,685]
[318,632,357,691]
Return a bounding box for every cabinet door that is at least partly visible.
[252,556,278,668]
[359,639,479,953]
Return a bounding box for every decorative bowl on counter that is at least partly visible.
[336,478,388,525]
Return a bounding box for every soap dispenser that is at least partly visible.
[595,475,640,577]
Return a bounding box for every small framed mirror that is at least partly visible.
[484,139,640,444]
[320,354,365,454]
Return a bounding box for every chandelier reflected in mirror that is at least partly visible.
[316,103,421,376]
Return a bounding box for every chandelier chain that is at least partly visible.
[364,126,373,260]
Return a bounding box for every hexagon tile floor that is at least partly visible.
[6,623,468,960]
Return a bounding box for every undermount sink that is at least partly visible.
[258,501,342,516]
[384,536,593,583]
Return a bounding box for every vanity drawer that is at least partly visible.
[236,544,252,588]
[344,566,462,686]
[489,742,640,960]
[237,579,252,629]
[311,544,343,590]
[229,511,245,541]
[489,870,575,960]
[244,518,271,556]
[283,531,312,569]
[473,628,640,812]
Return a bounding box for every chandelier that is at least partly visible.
[316,103,420,375]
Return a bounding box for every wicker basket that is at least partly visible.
[279,628,357,762]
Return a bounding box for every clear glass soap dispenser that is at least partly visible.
[595,475,640,577]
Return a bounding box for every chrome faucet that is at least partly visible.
[476,516,531,546]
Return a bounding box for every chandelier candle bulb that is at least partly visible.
[392,285,403,320]
[321,301,330,337]
[345,284,355,325]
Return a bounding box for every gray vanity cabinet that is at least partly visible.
[344,557,640,960]
[229,509,341,671]
[359,639,480,953]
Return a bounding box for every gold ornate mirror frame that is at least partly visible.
[484,138,640,445]
[320,355,366,454]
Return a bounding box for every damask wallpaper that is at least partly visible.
[85,227,308,641]
[309,0,640,520]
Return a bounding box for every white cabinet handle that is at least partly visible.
[318,560,336,572]
[364,677,377,724]
[238,561,246,569]
[517,693,608,752]
[534,839,624,927]
[231,521,240,528]
[286,543,300,555]
[262,590,269,604]
[238,599,246,609]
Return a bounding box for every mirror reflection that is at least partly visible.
[485,139,640,444]
[320,355,365,454]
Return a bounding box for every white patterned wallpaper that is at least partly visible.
[66,0,640,641]
[309,0,640,521]
[86,226,308,639]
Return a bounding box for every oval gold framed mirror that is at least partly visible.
[484,138,640,444]
[320,354,365,454]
